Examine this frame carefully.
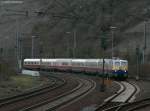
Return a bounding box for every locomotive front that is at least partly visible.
[112,59,128,79]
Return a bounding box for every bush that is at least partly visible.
[0,60,16,81]
[140,64,150,77]
[128,63,150,78]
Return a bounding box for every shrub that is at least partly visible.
[0,59,16,81]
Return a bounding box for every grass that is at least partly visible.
[10,75,41,89]
[0,74,46,98]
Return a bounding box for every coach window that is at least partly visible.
[63,62,68,65]
[72,62,76,66]
[78,63,81,66]
[88,62,91,67]
[85,62,88,66]
[62,62,65,65]
[82,63,84,66]
[98,62,102,67]
[80,63,83,66]
[92,62,96,67]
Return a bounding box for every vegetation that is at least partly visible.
[24,0,150,59]
[0,59,16,81]
[0,75,45,98]
[10,75,41,89]
[1,0,150,77]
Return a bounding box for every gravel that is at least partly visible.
[57,74,120,111]
[129,79,150,101]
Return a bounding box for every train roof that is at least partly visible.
[84,59,100,62]
[112,59,128,62]
[120,60,128,62]
[42,59,73,62]
[55,58,72,60]
[24,59,40,62]
[24,58,128,63]
[72,59,86,62]
[55,59,72,62]
[42,59,57,62]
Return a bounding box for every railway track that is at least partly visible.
[95,81,139,111]
[0,72,96,111]
[114,97,150,111]
[0,74,66,111]
[20,76,96,111]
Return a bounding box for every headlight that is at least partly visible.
[125,70,126,72]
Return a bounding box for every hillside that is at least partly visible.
[30,0,150,60]
[0,0,150,62]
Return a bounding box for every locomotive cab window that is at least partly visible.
[121,62,127,66]
[115,62,120,66]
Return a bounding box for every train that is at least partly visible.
[23,58,128,79]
